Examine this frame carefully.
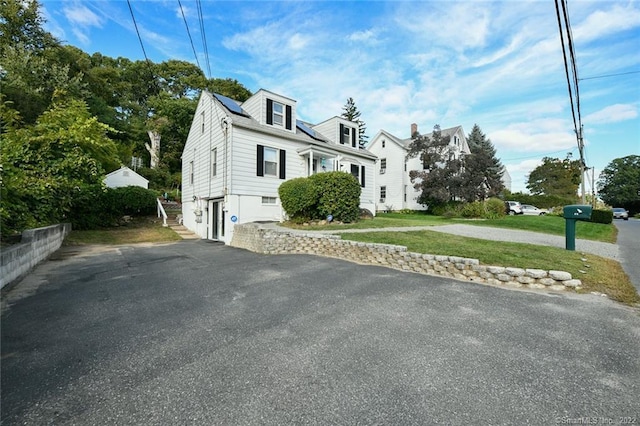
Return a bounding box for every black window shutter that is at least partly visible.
[279,149,286,179]
[285,105,292,130]
[361,165,365,187]
[257,144,264,176]
[339,123,345,144]
[266,99,273,125]
[351,127,357,147]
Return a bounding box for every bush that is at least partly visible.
[309,172,361,223]
[278,177,318,222]
[67,185,158,230]
[590,209,613,224]
[113,186,158,216]
[460,201,484,218]
[485,198,506,219]
[278,172,362,223]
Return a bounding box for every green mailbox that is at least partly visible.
[563,205,593,251]
[563,205,592,220]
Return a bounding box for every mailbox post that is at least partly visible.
[562,205,593,250]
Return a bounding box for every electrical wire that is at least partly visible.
[178,0,202,71]
[196,0,212,79]
[127,0,160,92]
[579,70,640,81]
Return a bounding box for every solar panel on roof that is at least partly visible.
[213,93,248,116]
[296,120,322,140]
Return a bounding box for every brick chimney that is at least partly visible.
[411,123,418,137]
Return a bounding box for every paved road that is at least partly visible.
[2,241,639,425]
[614,219,640,292]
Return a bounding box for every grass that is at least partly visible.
[452,214,617,243]
[65,216,182,245]
[285,213,617,243]
[339,230,639,305]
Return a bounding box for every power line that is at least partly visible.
[177,0,202,71]
[579,70,640,81]
[196,0,212,79]
[126,0,157,93]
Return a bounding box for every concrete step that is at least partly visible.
[167,223,200,240]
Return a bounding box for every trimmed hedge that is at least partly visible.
[590,209,613,224]
[278,172,362,223]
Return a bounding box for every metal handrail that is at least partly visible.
[157,198,168,227]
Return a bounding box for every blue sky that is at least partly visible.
[41,0,640,193]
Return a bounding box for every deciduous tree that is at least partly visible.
[526,156,581,198]
[597,155,640,212]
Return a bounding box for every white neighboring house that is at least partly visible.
[103,166,149,189]
[368,124,470,211]
[181,89,377,244]
[501,167,512,192]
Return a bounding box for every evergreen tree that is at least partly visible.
[461,124,504,201]
[341,97,368,148]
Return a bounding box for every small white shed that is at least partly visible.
[104,166,149,189]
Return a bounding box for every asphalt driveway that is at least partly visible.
[2,241,639,425]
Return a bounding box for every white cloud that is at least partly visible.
[491,119,577,153]
[348,29,377,43]
[584,104,638,124]
[573,4,640,43]
[64,4,102,27]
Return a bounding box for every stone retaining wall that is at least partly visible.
[230,223,581,291]
[1,224,71,289]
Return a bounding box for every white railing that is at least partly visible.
[157,198,168,227]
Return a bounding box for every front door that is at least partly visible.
[208,200,220,240]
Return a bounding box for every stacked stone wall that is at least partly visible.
[231,223,581,291]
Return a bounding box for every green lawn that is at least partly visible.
[285,213,617,243]
[452,215,617,243]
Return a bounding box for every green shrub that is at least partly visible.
[430,201,463,216]
[309,172,361,223]
[590,209,613,224]
[484,198,506,219]
[278,177,318,222]
[112,186,158,216]
[460,201,484,218]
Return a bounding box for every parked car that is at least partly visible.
[521,204,547,216]
[505,201,523,215]
[612,207,629,220]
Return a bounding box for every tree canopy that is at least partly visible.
[597,155,640,212]
[0,0,253,235]
[526,156,581,198]
[406,125,465,206]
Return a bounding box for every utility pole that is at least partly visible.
[577,125,586,204]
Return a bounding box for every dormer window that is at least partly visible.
[266,98,292,130]
[272,102,284,126]
[339,123,356,147]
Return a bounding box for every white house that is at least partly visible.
[103,166,149,189]
[181,89,377,244]
[368,124,470,211]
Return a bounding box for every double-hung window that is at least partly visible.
[264,147,278,176]
[380,186,386,202]
[380,158,386,174]
[272,102,284,126]
[341,125,351,145]
[266,99,292,130]
[257,145,286,179]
